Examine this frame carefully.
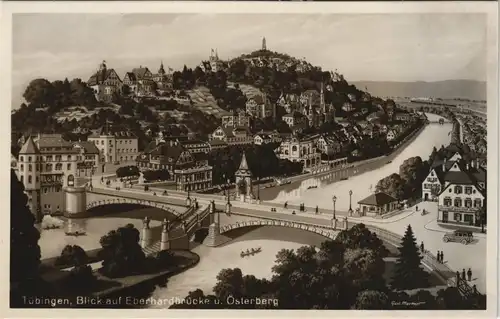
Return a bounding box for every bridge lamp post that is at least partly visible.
[226,178,231,205]
[332,195,337,220]
[257,177,260,201]
[348,190,353,216]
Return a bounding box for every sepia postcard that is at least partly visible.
[1,1,498,318]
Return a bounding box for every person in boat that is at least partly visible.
[163,190,168,196]
[246,249,250,254]
[292,210,296,215]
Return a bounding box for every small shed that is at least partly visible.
[357,192,398,216]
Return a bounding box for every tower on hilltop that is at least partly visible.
[262,37,267,51]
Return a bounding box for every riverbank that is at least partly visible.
[270,115,452,210]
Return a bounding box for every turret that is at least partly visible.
[158,60,166,75]
[18,136,41,191]
[262,37,267,51]
[18,135,41,220]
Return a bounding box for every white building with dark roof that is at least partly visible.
[88,61,122,101]
[87,125,139,163]
[17,134,80,220]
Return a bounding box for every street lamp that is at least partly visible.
[348,190,353,216]
[332,195,337,220]
[257,177,261,201]
[226,178,231,205]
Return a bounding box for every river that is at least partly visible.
[149,226,326,307]
[266,114,452,211]
[149,113,454,307]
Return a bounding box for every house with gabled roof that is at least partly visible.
[210,126,254,146]
[357,192,398,217]
[87,61,122,101]
[136,140,212,191]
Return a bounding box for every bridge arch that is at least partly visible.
[86,198,182,218]
[219,219,340,240]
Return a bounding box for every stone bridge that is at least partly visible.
[64,186,192,218]
[139,200,346,253]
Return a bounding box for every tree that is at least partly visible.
[116,165,140,178]
[23,78,54,107]
[353,290,390,309]
[98,224,146,278]
[336,224,389,259]
[10,169,42,306]
[375,173,405,200]
[390,225,429,290]
[55,245,88,266]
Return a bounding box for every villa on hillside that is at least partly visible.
[210,126,254,146]
[278,135,321,172]
[87,61,122,102]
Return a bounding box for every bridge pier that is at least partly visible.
[63,186,87,218]
[204,200,231,247]
[140,217,153,249]
[160,218,170,251]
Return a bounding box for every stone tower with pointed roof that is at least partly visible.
[235,152,253,200]
[262,37,267,51]
[18,136,42,221]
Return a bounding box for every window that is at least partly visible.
[465,198,472,208]
[101,140,104,145]
[28,156,32,162]
[67,163,71,170]
[36,176,39,183]
[454,186,462,194]
[474,199,482,208]
[454,198,462,207]
[68,155,71,161]
[28,164,32,172]
[454,213,462,221]
[19,156,23,161]
[28,175,32,183]
[55,163,62,170]
[464,214,473,223]
[20,175,23,183]
[449,188,452,193]
[20,164,24,170]
[465,186,472,194]
[46,163,52,171]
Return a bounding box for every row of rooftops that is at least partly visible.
[19,134,100,155]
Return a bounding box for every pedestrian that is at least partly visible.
[440,251,444,263]
[461,268,466,280]
[467,268,472,281]
[315,206,319,214]
[420,241,424,253]
[416,205,419,211]
[284,201,288,209]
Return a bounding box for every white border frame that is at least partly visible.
[0,2,498,318]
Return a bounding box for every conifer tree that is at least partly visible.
[390,225,429,290]
[10,169,42,306]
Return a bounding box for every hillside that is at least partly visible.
[351,80,486,101]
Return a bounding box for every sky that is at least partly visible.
[11,13,487,108]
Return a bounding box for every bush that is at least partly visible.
[55,245,88,267]
[63,265,97,292]
[116,165,140,178]
[142,169,170,182]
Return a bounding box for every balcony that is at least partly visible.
[438,205,480,213]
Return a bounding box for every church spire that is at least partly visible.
[320,82,326,113]
[239,152,249,171]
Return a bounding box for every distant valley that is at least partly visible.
[351,80,486,101]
